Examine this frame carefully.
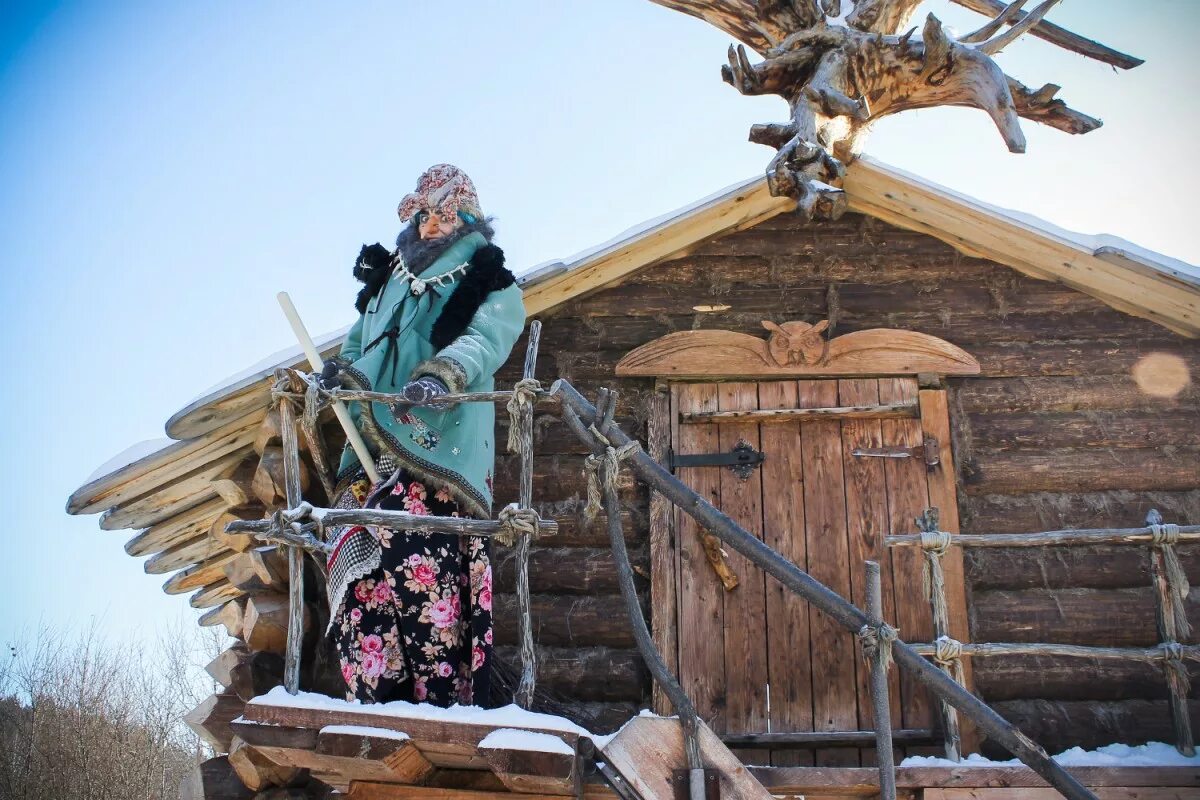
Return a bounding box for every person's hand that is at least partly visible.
[392,376,449,419]
[317,359,344,391]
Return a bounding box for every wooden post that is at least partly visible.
[1146,509,1195,757]
[915,509,962,762]
[514,320,542,710]
[274,369,304,695]
[864,560,897,800]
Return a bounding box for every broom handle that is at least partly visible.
[277,292,381,485]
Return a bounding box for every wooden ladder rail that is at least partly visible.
[550,378,1101,800]
[890,510,1200,758]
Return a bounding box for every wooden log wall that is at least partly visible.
[502,210,1200,750]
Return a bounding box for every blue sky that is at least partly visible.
[0,1,1196,649]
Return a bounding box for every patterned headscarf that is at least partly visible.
[397,164,483,224]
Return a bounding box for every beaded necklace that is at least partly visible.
[390,251,470,297]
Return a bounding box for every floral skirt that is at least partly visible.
[328,471,493,707]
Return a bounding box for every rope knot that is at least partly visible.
[582,441,643,524]
[1150,521,1191,639]
[932,635,967,686]
[920,530,952,555]
[496,505,541,547]
[858,621,899,671]
[506,378,543,453]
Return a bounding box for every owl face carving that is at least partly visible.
[761,319,830,366]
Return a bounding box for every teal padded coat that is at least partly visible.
[335,230,526,517]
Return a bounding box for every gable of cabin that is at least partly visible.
[491,205,1199,755]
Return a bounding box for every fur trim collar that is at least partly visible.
[430,242,516,350]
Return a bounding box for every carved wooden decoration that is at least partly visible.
[649,0,1142,220]
[615,320,980,377]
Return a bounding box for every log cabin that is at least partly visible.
[66,156,1200,799]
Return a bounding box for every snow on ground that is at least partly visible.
[479,728,575,755]
[901,740,1200,768]
[249,686,591,737]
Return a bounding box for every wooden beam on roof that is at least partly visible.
[69,410,263,515]
[124,496,228,555]
[191,579,242,609]
[164,549,241,595]
[98,446,252,532]
[144,531,227,574]
[843,158,1200,337]
[521,179,794,316]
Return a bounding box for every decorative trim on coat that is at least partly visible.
[429,243,516,349]
[335,363,491,520]
[412,357,469,396]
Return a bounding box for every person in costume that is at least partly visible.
[320,164,526,706]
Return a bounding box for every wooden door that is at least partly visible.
[661,378,969,767]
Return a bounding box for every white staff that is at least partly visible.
[277,291,381,485]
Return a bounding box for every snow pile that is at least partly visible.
[479,728,574,755]
[318,724,410,741]
[82,437,176,485]
[901,741,1200,768]
[249,687,591,737]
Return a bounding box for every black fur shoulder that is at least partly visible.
[430,243,516,349]
[353,243,395,315]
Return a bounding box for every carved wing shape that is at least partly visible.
[615,325,980,377]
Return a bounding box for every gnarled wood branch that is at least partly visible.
[653,0,1140,219]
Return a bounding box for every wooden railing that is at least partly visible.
[226,324,1132,800]
[888,509,1199,760]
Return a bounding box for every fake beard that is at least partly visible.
[394,216,496,277]
[353,216,496,314]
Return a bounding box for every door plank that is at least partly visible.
[716,382,770,764]
[879,377,936,746]
[673,383,727,731]
[650,381,678,716]
[839,378,903,767]
[798,380,860,767]
[758,380,815,767]
[919,388,980,755]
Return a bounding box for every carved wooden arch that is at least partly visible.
[615,320,980,378]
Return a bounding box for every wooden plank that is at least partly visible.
[600,715,774,800]
[521,176,793,317]
[751,764,1200,789]
[240,700,582,750]
[843,157,1200,337]
[316,727,434,785]
[717,381,769,764]
[481,738,578,795]
[879,377,936,748]
[648,380,678,716]
[164,548,241,594]
[124,496,226,556]
[919,388,979,755]
[757,379,815,768]
[347,785,574,800]
[839,378,902,766]
[143,531,228,574]
[682,402,919,424]
[798,379,859,767]
[190,579,242,610]
[924,790,1195,800]
[672,382,726,731]
[68,410,264,515]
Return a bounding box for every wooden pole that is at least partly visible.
[277,292,380,485]
[680,402,919,424]
[274,369,305,695]
[915,511,962,762]
[514,321,541,710]
[1146,510,1195,757]
[229,508,558,539]
[887,525,1200,548]
[550,379,1098,800]
[864,561,897,800]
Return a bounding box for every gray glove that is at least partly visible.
[392,376,449,419]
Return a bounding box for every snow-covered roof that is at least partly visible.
[66,155,1199,532]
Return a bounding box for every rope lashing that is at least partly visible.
[1159,642,1193,699]
[257,502,331,556]
[506,378,542,453]
[583,441,643,524]
[932,635,967,686]
[858,621,899,672]
[496,505,542,547]
[1150,523,1192,638]
[920,529,953,633]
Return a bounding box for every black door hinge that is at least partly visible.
[669,439,765,480]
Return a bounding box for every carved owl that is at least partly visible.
[761,319,830,366]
